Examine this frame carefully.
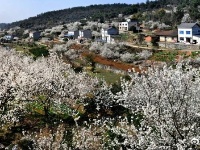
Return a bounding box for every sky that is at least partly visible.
[0,0,146,23]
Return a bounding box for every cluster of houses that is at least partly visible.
[60,18,139,43]
[1,19,200,50]
[0,18,139,44]
[148,22,200,49]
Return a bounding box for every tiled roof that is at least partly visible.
[178,23,199,29]
[155,29,178,36]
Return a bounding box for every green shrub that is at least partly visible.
[29,46,49,59]
[153,51,178,62]
[191,51,200,58]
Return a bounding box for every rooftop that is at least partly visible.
[178,23,200,29]
[155,29,178,36]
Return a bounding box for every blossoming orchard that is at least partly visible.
[0,45,200,149]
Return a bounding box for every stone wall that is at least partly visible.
[158,42,200,50]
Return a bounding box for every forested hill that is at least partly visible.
[145,0,200,20]
[3,0,200,29]
[5,4,138,29]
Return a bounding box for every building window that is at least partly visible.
[186,31,190,34]
[179,31,184,34]
[180,37,184,41]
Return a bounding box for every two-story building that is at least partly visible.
[101,27,119,43]
[64,29,92,39]
[74,29,92,39]
[178,23,200,44]
[119,19,138,31]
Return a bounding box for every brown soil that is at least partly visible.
[82,52,143,73]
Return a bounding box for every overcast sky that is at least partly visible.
[0,0,146,23]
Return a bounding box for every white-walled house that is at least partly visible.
[119,19,138,31]
[64,30,92,39]
[178,23,200,44]
[64,31,75,39]
[101,27,119,43]
[74,29,92,39]
[63,31,76,40]
[3,35,14,42]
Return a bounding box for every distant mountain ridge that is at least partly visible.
[5,3,137,30]
[2,0,200,30]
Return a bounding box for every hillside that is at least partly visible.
[5,4,137,30]
[2,0,200,30]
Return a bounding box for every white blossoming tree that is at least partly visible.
[89,43,152,63]
[137,50,153,60]
[0,47,98,124]
[120,53,136,63]
[1,45,200,149]
[115,63,200,149]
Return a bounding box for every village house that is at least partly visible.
[101,27,119,43]
[64,31,75,39]
[29,31,41,40]
[155,29,178,48]
[74,29,92,39]
[119,19,138,32]
[1,34,14,43]
[178,23,200,44]
[156,29,178,42]
[64,29,92,40]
